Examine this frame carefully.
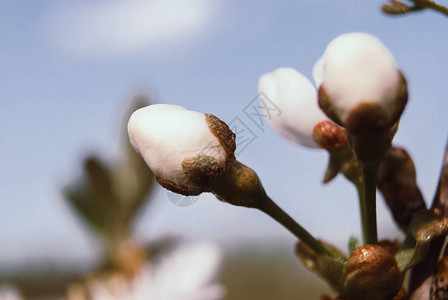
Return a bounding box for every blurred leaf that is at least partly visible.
[63,95,155,247]
[65,156,117,237]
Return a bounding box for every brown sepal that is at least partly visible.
[377,147,426,232]
[344,71,407,135]
[391,72,408,126]
[182,154,225,187]
[156,176,205,196]
[318,85,344,126]
[345,102,390,135]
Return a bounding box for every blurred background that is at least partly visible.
[1,0,447,299]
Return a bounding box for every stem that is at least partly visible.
[361,164,378,245]
[414,0,448,17]
[258,197,332,256]
[355,182,369,245]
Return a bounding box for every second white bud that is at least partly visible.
[258,67,329,148]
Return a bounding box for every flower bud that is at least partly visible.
[343,245,402,300]
[313,120,347,151]
[317,32,407,135]
[128,104,235,196]
[259,68,329,148]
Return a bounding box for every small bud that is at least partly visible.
[127,104,235,196]
[313,120,347,151]
[317,32,407,135]
[343,245,402,300]
[259,68,329,148]
[312,120,353,184]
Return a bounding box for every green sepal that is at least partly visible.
[395,209,448,272]
[296,241,347,292]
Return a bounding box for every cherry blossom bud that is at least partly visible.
[317,32,407,134]
[343,245,402,300]
[259,68,329,148]
[128,104,235,196]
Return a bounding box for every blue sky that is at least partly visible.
[1,0,447,265]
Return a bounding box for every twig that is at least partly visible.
[382,0,448,17]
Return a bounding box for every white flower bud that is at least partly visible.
[258,68,329,148]
[318,32,407,134]
[128,104,235,196]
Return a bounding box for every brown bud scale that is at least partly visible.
[156,176,206,196]
[318,85,344,126]
[205,114,236,168]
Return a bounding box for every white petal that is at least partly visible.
[0,286,23,300]
[321,32,400,122]
[312,56,324,88]
[258,68,328,148]
[144,243,224,300]
[127,104,227,185]
[67,243,225,300]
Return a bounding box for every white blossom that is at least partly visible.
[0,286,22,300]
[319,32,402,124]
[67,243,225,300]
[258,67,328,148]
[128,104,234,194]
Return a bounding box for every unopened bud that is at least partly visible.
[313,120,347,151]
[317,32,407,135]
[127,104,235,196]
[343,245,402,300]
[259,67,329,148]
